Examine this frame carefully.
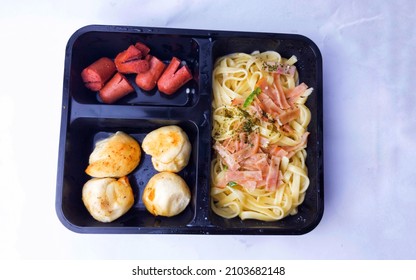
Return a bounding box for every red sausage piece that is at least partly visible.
[157,57,193,95]
[99,73,134,104]
[81,57,116,91]
[134,42,150,57]
[115,45,150,74]
[135,55,166,91]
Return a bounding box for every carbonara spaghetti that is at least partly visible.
[211,51,313,221]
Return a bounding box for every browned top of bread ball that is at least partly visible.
[86,131,141,178]
[142,125,191,173]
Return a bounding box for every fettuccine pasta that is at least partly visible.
[211,51,313,221]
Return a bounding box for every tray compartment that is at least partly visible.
[207,35,324,234]
[68,29,200,106]
[59,117,199,232]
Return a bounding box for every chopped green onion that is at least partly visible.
[243,87,261,108]
[237,107,250,118]
[227,181,238,187]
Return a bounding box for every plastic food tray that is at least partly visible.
[56,25,324,234]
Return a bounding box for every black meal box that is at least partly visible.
[56,25,324,234]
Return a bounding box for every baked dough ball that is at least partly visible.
[86,131,141,177]
[82,176,134,222]
[142,125,191,172]
[142,172,191,217]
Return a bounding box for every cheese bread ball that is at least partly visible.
[142,125,191,173]
[142,172,191,217]
[82,176,134,222]
[86,131,141,177]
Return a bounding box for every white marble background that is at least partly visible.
[0,0,415,259]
